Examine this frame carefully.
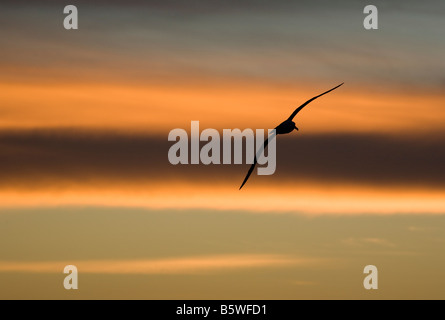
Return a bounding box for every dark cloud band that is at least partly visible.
[0,129,444,189]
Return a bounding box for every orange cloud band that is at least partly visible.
[0,182,444,215]
[0,254,312,275]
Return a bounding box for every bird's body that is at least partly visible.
[275,119,298,134]
[239,82,344,190]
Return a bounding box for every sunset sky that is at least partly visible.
[1,0,445,299]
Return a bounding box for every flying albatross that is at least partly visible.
[239,82,344,190]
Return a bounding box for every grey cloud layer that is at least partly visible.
[0,129,444,189]
[1,1,444,91]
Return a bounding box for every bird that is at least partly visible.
[239,82,344,190]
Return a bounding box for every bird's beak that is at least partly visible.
[295,126,299,131]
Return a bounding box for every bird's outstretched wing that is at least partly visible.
[239,132,276,190]
[287,82,344,121]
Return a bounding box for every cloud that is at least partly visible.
[1,129,445,189]
[0,254,312,275]
[1,0,445,92]
[406,226,436,232]
[342,237,396,248]
[1,183,445,214]
[0,129,445,214]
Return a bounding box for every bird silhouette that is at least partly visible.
[239,82,344,190]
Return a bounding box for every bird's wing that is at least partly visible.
[239,132,275,190]
[287,82,344,121]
